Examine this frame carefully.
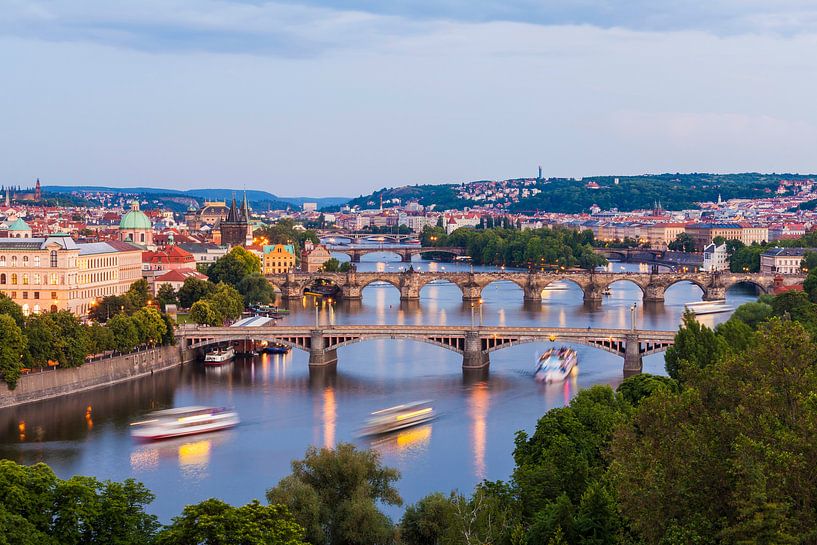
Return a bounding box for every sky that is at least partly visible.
[2,1,817,197]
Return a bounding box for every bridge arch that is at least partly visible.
[721,278,770,295]
[597,278,647,297]
[186,335,310,352]
[327,335,465,355]
[664,277,708,294]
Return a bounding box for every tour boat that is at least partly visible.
[534,347,578,383]
[684,300,734,315]
[602,287,612,296]
[204,346,235,365]
[543,281,570,292]
[358,400,437,437]
[130,406,240,441]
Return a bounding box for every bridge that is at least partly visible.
[319,231,417,244]
[326,244,465,262]
[266,270,801,303]
[594,248,704,270]
[178,324,678,376]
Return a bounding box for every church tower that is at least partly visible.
[34,178,41,202]
[219,194,251,247]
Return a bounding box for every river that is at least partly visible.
[0,255,757,522]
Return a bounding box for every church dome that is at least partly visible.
[119,201,152,230]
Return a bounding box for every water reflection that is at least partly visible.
[368,424,432,459]
[323,387,336,448]
[468,381,489,480]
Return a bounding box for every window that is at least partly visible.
[11,274,17,285]
[22,274,28,285]
[50,251,58,267]
[34,274,40,285]
[0,256,4,267]
[50,273,57,285]
[22,292,27,299]
[0,274,4,284]
[51,291,57,300]
[22,256,28,264]
[11,256,17,266]
[34,292,39,299]
[34,256,40,267]
[33,304,40,314]
[21,304,29,316]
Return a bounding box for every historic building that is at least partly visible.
[0,218,33,238]
[119,201,154,246]
[301,241,332,272]
[262,244,296,274]
[0,236,142,316]
[142,243,198,291]
[761,247,816,275]
[219,195,253,247]
[183,201,230,232]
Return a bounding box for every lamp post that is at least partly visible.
[470,302,475,329]
[479,298,484,327]
[630,302,637,332]
[314,298,320,329]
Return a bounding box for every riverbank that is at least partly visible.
[0,344,198,409]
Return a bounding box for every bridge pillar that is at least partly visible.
[583,286,605,302]
[350,252,361,263]
[462,330,489,369]
[309,330,338,366]
[623,333,642,377]
[643,283,666,303]
[703,286,726,301]
[343,285,362,300]
[461,283,482,302]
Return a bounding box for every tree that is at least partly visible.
[769,291,817,330]
[156,499,307,545]
[664,310,726,380]
[190,301,219,326]
[573,481,620,545]
[611,319,817,543]
[616,374,679,406]
[802,251,817,273]
[266,443,402,545]
[0,292,24,327]
[729,244,765,273]
[0,314,26,387]
[237,273,276,306]
[178,277,216,309]
[126,279,151,309]
[805,268,817,302]
[0,460,159,545]
[400,493,456,545]
[131,307,167,347]
[156,283,178,311]
[731,301,773,329]
[88,295,134,323]
[667,233,695,252]
[207,247,261,286]
[107,313,139,353]
[24,313,59,368]
[715,318,755,353]
[88,322,115,354]
[320,258,345,272]
[206,283,245,322]
[48,311,92,367]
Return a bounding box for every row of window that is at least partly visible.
[2,290,58,300]
[0,252,58,268]
[80,256,119,270]
[0,273,61,286]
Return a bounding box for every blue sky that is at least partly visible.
[2,1,817,196]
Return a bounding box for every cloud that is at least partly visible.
[3,0,817,56]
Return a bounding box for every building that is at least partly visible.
[0,236,142,316]
[760,247,817,275]
[646,223,686,250]
[219,195,253,247]
[176,242,229,267]
[142,244,197,290]
[0,218,33,238]
[183,201,230,232]
[262,244,296,274]
[119,201,154,246]
[702,243,728,272]
[153,269,209,293]
[685,222,768,250]
[302,202,318,212]
[301,241,332,272]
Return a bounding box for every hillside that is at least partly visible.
[347,173,801,213]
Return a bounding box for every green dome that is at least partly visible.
[119,201,151,230]
[7,218,30,231]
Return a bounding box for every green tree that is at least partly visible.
[131,307,167,346]
[88,322,115,354]
[0,292,24,327]
[88,295,134,323]
[207,247,261,286]
[107,313,139,353]
[266,443,402,545]
[0,460,158,545]
[611,319,817,544]
[156,283,178,311]
[804,268,817,302]
[400,492,456,545]
[24,313,59,368]
[801,251,817,273]
[237,273,276,306]
[157,499,307,545]
[615,374,679,406]
[664,310,726,380]
[0,314,27,387]
[668,233,695,252]
[49,311,92,367]
[715,317,755,353]
[731,301,773,329]
[205,283,245,322]
[573,481,620,545]
[190,300,219,326]
[126,279,151,309]
[769,291,817,330]
[729,244,765,272]
[177,277,216,309]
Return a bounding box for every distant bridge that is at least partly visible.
[266,270,801,303]
[326,244,465,262]
[318,231,417,244]
[179,324,678,375]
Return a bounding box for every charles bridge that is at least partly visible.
[266,270,802,303]
[179,324,677,375]
[324,244,465,262]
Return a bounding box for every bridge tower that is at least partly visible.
[462,330,489,369]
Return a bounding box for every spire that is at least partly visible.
[227,194,239,222]
[241,189,250,222]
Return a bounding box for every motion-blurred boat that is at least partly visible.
[358,400,436,436]
[684,300,734,315]
[534,347,578,383]
[130,406,240,441]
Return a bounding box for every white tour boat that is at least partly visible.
[130,406,240,441]
[358,400,436,436]
[684,300,734,315]
[534,347,578,383]
[204,346,235,365]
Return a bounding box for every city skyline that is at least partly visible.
[3,1,817,194]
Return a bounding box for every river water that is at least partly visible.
[0,255,757,522]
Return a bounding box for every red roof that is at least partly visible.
[142,245,194,264]
[155,269,208,283]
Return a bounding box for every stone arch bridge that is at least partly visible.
[266,270,798,303]
[178,324,678,376]
[326,245,465,262]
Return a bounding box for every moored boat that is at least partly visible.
[534,346,578,383]
[262,343,291,354]
[358,400,436,437]
[204,346,235,365]
[130,406,240,441]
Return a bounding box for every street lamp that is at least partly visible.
[314,298,320,329]
[630,302,637,332]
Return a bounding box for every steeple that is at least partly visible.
[227,194,239,222]
[240,190,250,222]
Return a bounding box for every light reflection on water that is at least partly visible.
[0,258,759,522]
